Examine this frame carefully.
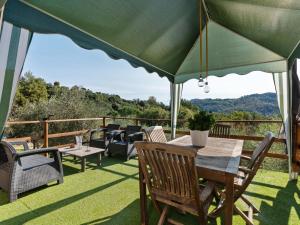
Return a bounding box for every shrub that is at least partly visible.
[188,110,215,131]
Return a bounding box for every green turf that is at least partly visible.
[0,156,299,225]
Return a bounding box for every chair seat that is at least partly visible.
[20,155,54,170]
[111,141,127,146]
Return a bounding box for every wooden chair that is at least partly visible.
[143,126,167,143]
[209,124,231,138]
[210,132,275,225]
[135,142,215,225]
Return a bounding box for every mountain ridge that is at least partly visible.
[190,92,279,115]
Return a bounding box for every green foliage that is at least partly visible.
[15,72,48,106]
[138,107,169,126]
[147,96,157,105]
[188,110,215,131]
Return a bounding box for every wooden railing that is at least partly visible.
[5,116,286,160]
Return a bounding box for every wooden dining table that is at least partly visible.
[138,135,244,225]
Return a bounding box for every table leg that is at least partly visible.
[139,160,148,225]
[81,157,86,172]
[225,175,234,225]
[97,153,101,166]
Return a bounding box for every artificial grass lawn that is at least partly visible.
[0,156,299,225]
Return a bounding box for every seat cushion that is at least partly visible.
[111,141,127,146]
[20,155,54,170]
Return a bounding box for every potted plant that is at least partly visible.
[188,110,215,146]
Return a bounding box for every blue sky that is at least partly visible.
[23,34,289,104]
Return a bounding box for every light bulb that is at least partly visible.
[198,77,204,87]
[204,81,210,93]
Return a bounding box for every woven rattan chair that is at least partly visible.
[135,142,215,225]
[144,126,167,143]
[0,141,63,202]
[107,125,143,160]
[210,132,275,225]
[209,124,231,138]
[89,124,120,149]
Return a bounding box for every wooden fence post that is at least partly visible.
[103,116,106,127]
[43,120,49,147]
[135,118,139,126]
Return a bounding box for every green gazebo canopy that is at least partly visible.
[3,0,300,83]
[1,0,300,179]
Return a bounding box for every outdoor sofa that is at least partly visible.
[0,141,63,202]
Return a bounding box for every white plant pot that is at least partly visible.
[190,130,209,147]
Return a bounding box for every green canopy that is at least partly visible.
[4,0,300,83]
[1,0,300,179]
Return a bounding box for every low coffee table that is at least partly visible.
[59,146,105,172]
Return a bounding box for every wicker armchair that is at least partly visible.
[89,124,121,149]
[107,125,143,160]
[0,141,64,202]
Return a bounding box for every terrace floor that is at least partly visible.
[0,156,299,225]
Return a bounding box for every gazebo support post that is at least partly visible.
[288,60,299,180]
[170,82,183,140]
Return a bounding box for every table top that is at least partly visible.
[168,135,244,175]
[58,145,105,157]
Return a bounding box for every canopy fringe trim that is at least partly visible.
[20,0,175,82]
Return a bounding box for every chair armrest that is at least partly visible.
[199,181,215,203]
[241,155,251,160]
[128,132,144,142]
[15,148,59,159]
[238,166,255,175]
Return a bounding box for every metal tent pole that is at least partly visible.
[287,60,298,180]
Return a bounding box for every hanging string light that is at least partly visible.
[198,0,210,93]
[198,0,204,87]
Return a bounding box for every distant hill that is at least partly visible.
[191,93,280,116]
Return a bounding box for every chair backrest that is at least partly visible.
[210,124,231,138]
[0,141,17,164]
[144,126,167,143]
[236,132,274,198]
[106,124,121,132]
[125,125,141,139]
[248,132,274,170]
[135,142,200,207]
[7,141,30,151]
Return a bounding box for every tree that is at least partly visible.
[139,107,169,126]
[16,72,48,104]
[147,96,157,105]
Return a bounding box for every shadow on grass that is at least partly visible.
[61,156,138,176]
[0,169,139,225]
[80,197,219,225]
[256,181,300,225]
[80,199,142,225]
[251,180,284,190]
